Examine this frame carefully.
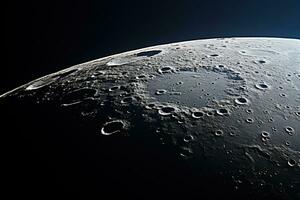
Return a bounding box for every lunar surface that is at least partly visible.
[2,38,300,199]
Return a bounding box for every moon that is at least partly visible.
[1,37,300,199]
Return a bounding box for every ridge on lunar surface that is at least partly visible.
[1,37,300,199]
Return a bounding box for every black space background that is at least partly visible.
[3,0,300,94]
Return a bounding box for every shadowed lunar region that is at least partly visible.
[1,38,300,199]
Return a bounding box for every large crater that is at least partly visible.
[147,66,245,108]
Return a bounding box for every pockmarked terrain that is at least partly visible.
[2,38,299,199]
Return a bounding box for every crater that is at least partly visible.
[147,68,244,108]
[158,106,176,116]
[245,118,254,123]
[287,158,297,167]
[192,111,205,119]
[285,126,295,135]
[216,108,230,116]
[261,131,270,138]
[214,129,224,136]
[101,120,127,136]
[183,135,194,142]
[25,78,58,91]
[255,82,270,90]
[155,89,167,95]
[52,68,79,79]
[109,86,121,92]
[136,50,162,57]
[61,88,97,105]
[121,96,134,104]
[258,60,266,64]
[136,74,147,79]
[235,97,249,105]
[158,66,175,74]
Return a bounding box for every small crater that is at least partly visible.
[183,135,194,142]
[255,83,270,90]
[155,89,167,95]
[158,66,175,74]
[207,111,214,116]
[246,109,253,114]
[258,60,266,64]
[229,131,236,136]
[261,131,270,138]
[52,68,79,79]
[136,50,162,57]
[109,86,120,92]
[121,97,133,104]
[136,74,147,79]
[280,93,287,98]
[216,108,230,116]
[192,111,204,119]
[261,136,270,143]
[235,97,249,105]
[158,106,176,116]
[246,118,254,123]
[285,141,291,146]
[61,88,97,104]
[25,78,57,90]
[101,120,126,136]
[285,126,295,135]
[214,129,224,136]
[287,158,296,167]
[145,103,156,109]
[285,105,291,109]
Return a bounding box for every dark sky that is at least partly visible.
[3,0,300,94]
